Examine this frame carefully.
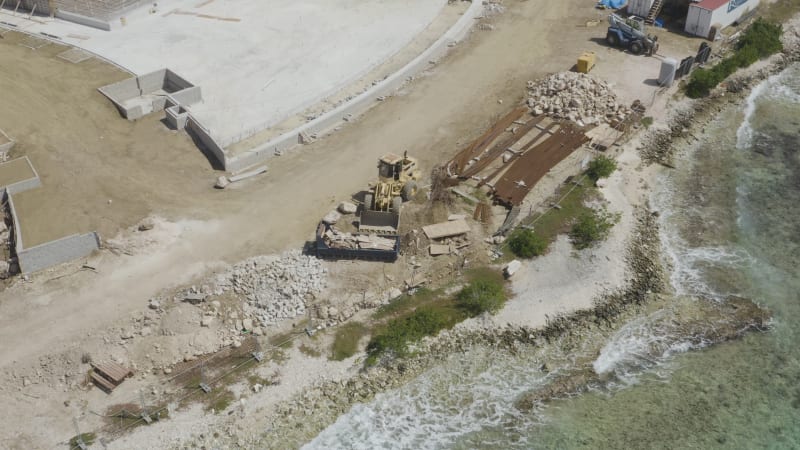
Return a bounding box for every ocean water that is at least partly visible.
[304,64,800,449]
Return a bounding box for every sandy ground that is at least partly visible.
[0,0,705,447]
[494,141,660,329]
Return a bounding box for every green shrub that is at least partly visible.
[737,19,783,56]
[330,322,368,361]
[367,307,449,359]
[456,278,507,317]
[686,19,783,98]
[569,209,619,250]
[641,116,654,128]
[508,229,548,258]
[587,156,617,181]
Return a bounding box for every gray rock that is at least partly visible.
[338,201,357,215]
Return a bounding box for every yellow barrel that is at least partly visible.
[577,51,596,73]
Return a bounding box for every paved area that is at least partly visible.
[0,0,448,146]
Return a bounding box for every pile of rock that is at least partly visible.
[213,251,326,326]
[526,72,630,125]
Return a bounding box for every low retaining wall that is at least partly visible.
[0,156,41,195]
[0,128,14,153]
[223,0,484,172]
[185,117,226,166]
[4,190,24,252]
[55,9,112,31]
[1,156,98,274]
[16,232,100,274]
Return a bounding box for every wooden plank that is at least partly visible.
[422,219,470,240]
[90,371,116,393]
[92,361,132,383]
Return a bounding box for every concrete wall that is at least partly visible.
[99,69,200,120]
[0,128,14,153]
[165,105,189,130]
[16,232,100,273]
[136,69,168,94]
[0,156,41,196]
[4,190,24,251]
[185,118,226,167]
[170,86,202,105]
[223,0,483,172]
[55,9,111,31]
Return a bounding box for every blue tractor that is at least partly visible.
[606,13,659,56]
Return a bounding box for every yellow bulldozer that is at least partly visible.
[359,152,421,235]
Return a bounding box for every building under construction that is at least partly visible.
[7,0,149,28]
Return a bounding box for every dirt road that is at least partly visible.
[0,0,684,446]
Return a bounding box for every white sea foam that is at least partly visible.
[593,308,712,387]
[736,67,800,150]
[304,348,551,449]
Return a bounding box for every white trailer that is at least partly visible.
[685,0,760,39]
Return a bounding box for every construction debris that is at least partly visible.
[429,244,454,256]
[422,219,471,240]
[322,210,342,225]
[321,226,396,251]
[338,201,358,215]
[214,165,268,189]
[526,72,631,126]
[212,251,326,326]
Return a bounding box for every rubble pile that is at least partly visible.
[213,250,326,326]
[321,227,396,251]
[526,72,631,125]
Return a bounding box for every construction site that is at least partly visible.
[0,0,758,448]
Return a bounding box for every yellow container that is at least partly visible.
[577,52,596,73]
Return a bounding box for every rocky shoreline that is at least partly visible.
[176,20,800,450]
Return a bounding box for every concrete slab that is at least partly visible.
[1,0,448,147]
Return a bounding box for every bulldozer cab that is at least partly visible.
[378,152,418,182]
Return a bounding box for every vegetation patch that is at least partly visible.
[686,19,783,98]
[456,277,507,317]
[365,269,507,365]
[299,343,322,358]
[640,116,654,128]
[569,209,620,250]
[515,183,597,246]
[330,322,369,361]
[68,433,96,448]
[205,388,236,414]
[587,155,617,181]
[507,229,548,258]
[374,287,439,320]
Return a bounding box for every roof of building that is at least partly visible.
[694,0,730,11]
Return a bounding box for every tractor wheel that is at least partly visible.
[401,181,418,201]
[606,32,619,47]
[364,193,374,210]
[392,196,402,213]
[630,41,644,55]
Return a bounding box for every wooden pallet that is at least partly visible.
[90,361,133,393]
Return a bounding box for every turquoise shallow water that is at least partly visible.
[305,64,800,449]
